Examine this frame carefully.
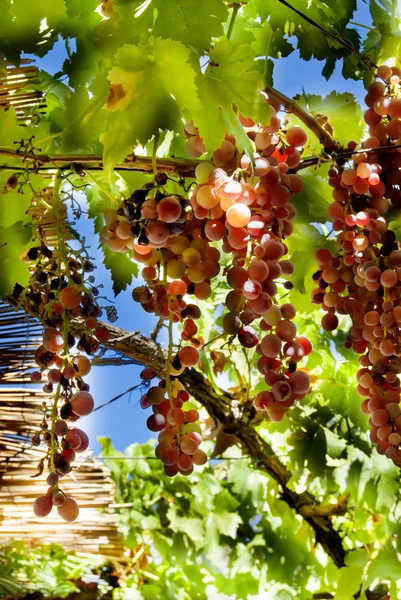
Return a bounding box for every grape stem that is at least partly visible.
[161,250,174,408]
[226,3,240,40]
[49,173,68,478]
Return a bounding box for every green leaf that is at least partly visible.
[152,0,229,53]
[193,39,270,150]
[0,107,25,146]
[0,221,33,298]
[213,511,242,538]
[63,36,100,89]
[291,170,332,225]
[287,224,333,296]
[167,506,205,542]
[60,86,106,151]
[336,565,364,599]
[370,0,391,24]
[222,109,255,168]
[364,544,401,591]
[0,183,32,228]
[323,427,347,459]
[250,21,294,59]
[375,472,399,512]
[102,245,138,295]
[248,0,359,77]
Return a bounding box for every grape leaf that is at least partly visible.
[63,36,100,89]
[213,511,242,538]
[0,183,31,228]
[59,0,101,38]
[248,0,360,78]
[105,39,200,114]
[167,505,205,542]
[322,427,347,459]
[0,222,33,298]
[369,0,391,24]
[9,0,66,29]
[250,21,294,60]
[0,107,25,146]
[363,21,401,66]
[102,245,138,295]
[364,544,401,592]
[290,170,332,225]
[193,39,270,150]
[151,0,228,53]
[101,39,201,174]
[336,565,364,599]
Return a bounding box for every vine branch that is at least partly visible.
[0,149,199,177]
[3,142,401,179]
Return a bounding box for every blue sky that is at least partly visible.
[28,1,372,456]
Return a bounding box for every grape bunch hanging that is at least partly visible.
[18,188,111,521]
[313,64,401,466]
[101,95,313,474]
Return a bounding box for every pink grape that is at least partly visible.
[52,492,66,507]
[57,497,79,522]
[157,197,182,223]
[68,428,89,452]
[288,371,310,394]
[70,391,94,416]
[260,334,281,358]
[33,495,53,517]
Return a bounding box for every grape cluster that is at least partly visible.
[140,369,207,476]
[21,204,111,520]
[313,65,401,465]
[200,113,311,422]
[100,94,313,451]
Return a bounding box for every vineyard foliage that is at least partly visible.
[1,0,401,599]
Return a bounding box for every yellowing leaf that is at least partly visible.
[105,67,144,111]
[102,39,201,172]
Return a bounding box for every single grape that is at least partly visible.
[59,286,82,310]
[33,495,53,517]
[43,328,64,353]
[70,391,94,416]
[157,197,182,223]
[178,346,200,367]
[72,355,91,377]
[57,497,79,522]
[52,491,66,507]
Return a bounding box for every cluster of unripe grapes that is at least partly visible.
[140,368,207,476]
[22,238,110,520]
[313,66,401,465]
